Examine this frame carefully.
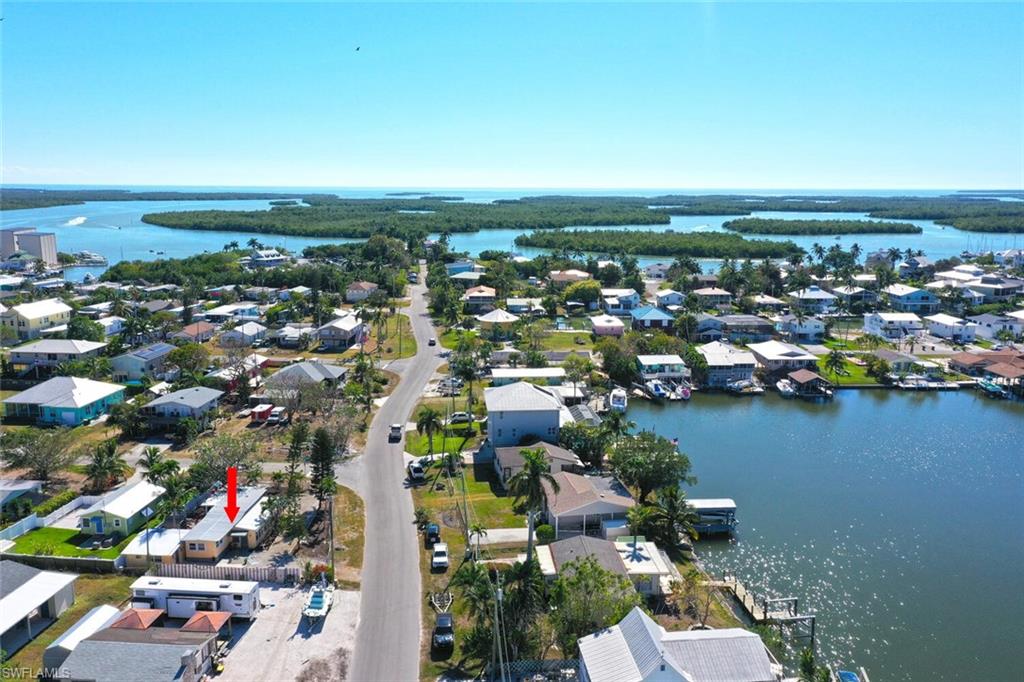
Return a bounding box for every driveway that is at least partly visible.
[349,264,445,682]
[219,583,359,682]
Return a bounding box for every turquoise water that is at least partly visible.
[2,194,1021,282]
[629,391,1023,681]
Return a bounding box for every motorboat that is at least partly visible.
[776,379,797,397]
[608,387,628,412]
[978,379,1007,399]
[644,380,670,400]
[726,379,763,395]
[302,575,335,620]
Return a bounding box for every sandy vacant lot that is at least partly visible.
[219,583,359,682]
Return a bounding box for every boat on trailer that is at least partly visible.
[608,387,628,412]
[302,575,335,621]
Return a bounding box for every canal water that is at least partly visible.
[629,391,1023,681]
[3,191,1022,282]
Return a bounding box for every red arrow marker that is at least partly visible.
[224,467,240,522]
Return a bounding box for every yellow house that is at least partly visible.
[1,298,73,340]
[182,487,270,562]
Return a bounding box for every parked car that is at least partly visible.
[431,542,450,569]
[425,523,441,547]
[432,612,455,652]
[447,412,471,424]
[266,406,288,425]
[438,377,463,389]
[428,337,437,346]
[389,424,403,442]
[408,461,426,482]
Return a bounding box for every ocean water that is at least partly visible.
[629,391,1023,681]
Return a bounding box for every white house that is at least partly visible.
[654,289,684,310]
[204,302,259,323]
[746,340,818,372]
[635,354,689,382]
[9,339,107,369]
[774,314,826,342]
[600,288,641,315]
[577,607,784,682]
[788,286,836,313]
[924,313,977,343]
[96,315,126,337]
[142,386,223,426]
[484,381,568,447]
[696,341,756,388]
[316,314,366,350]
[863,312,924,340]
[345,281,379,303]
[967,313,1024,341]
[0,560,78,659]
[249,248,288,268]
[218,322,267,347]
[883,284,939,314]
[589,314,625,337]
[692,287,733,307]
[490,367,565,386]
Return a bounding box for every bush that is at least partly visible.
[31,489,77,517]
[535,524,555,545]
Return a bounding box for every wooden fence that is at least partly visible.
[155,562,301,584]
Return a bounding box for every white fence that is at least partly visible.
[0,494,103,544]
[0,514,41,542]
[156,563,301,584]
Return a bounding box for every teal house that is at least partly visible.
[2,377,125,426]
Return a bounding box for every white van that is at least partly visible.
[267,406,287,424]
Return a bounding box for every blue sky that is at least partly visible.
[2,2,1022,189]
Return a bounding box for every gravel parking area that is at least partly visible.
[219,583,359,682]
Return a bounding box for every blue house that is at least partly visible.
[2,377,125,426]
[630,305,674,331]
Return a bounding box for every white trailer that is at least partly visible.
[130,576,261,620]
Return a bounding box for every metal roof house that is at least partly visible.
[9,339,107,369]
[79,480,166,538]
[484,381,570,447]
[0,298,73,340]
[111,342,177,383]
[58,626,219,682]
[142,386,223,426]
[182,487,268,562]
[43,604,121,671]
[0,560,77,659]
[3,376,125,426]
[577,606,784,682]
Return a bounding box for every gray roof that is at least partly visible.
[0,559,40,598]
[3,376,123,409]
[484,382,562,412]
[184,487,265,543]
[146,386,223,410]
[568,403,602,427]
[59,629,215,682]
[266,361,347,386]
[12,339,107,355]
[549,536,625,576]
[495,441,581,473]
[119,342,176,362]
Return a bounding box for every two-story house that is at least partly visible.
[0,298,73,340]
[484,381,568,448]
[111,343,177,383]
[600,288,641,315]
[9,339,107,369]
[882,284,939,314]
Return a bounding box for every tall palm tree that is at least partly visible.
[86,439,132,491]
[415,406,443,456]
[507,448,559,564]
[824,349,846,384]
[140,446,178,485]
[625,505,656,558]
[469,523,488,560]
[601,410,635,442]
[159,474,194,527]
[451,561,493,622]
[652,486,700,548]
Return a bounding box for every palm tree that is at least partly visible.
[824,349,846,384]
[415,406,443,456]
[860,333,884,350]
[469,523,488,560]
[86,439,132,491]
[140,446,179,485]
[507,448,559,563]
[652,486,700,548]
[159,474,194,527]
[451,561,493,622]
[625,505,656,558]
[601,410,635,442]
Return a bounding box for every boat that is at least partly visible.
[688,498,738,535]
[301,575,335,620]
[608,387,628,412]
[726,379,764,395]
[82,272,96,283]
[776,379,797,397]
[978,379,1007,399]
[644,379,670,400]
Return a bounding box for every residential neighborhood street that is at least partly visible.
[349,265,443,682]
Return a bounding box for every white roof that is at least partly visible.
[883,283,921,297]
[81,480,165,520]
[615,540,673,578]
[475,308,520,324]
[590,314,625,327]
[3,376,123,409]
[206,302,254,316]
[697,342,754,367]
[120,527,188,557]
[872,312,922,323]
[636,354,685,366]
[688,498,737,511]
[1008,310,1024,322]
[747,340,817,361]
[0,566,78,635]
[318,315,363,333]
[934,270,975,282]
[46,604,121,655]
[484,381,563,412]
[601,288,637,297]
[491,367,565,380]
[5,298,72,320]
[655,289,683,299]
[12,339,106,355]
[924,313,968,326]
[789,286,836,300]
[231,321,267,335]
[130,575,258,594]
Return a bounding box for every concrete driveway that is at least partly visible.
[349,264,445,682]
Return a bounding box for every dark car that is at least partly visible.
[432,612,455,651]
[425,523,441,547]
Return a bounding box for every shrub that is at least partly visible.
[31,490,78,517]
[535,524,555,545]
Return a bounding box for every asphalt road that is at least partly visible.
[350,265,443,682]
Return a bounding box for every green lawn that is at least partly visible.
[440,328,477,349]
[10,527,136,559]
[332,485,365,589]
[537,332,593,351]
[1,574,133,675]
[406,422,485,457]
[816,357,880,386]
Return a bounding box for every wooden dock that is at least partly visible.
[707,576,816,644]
